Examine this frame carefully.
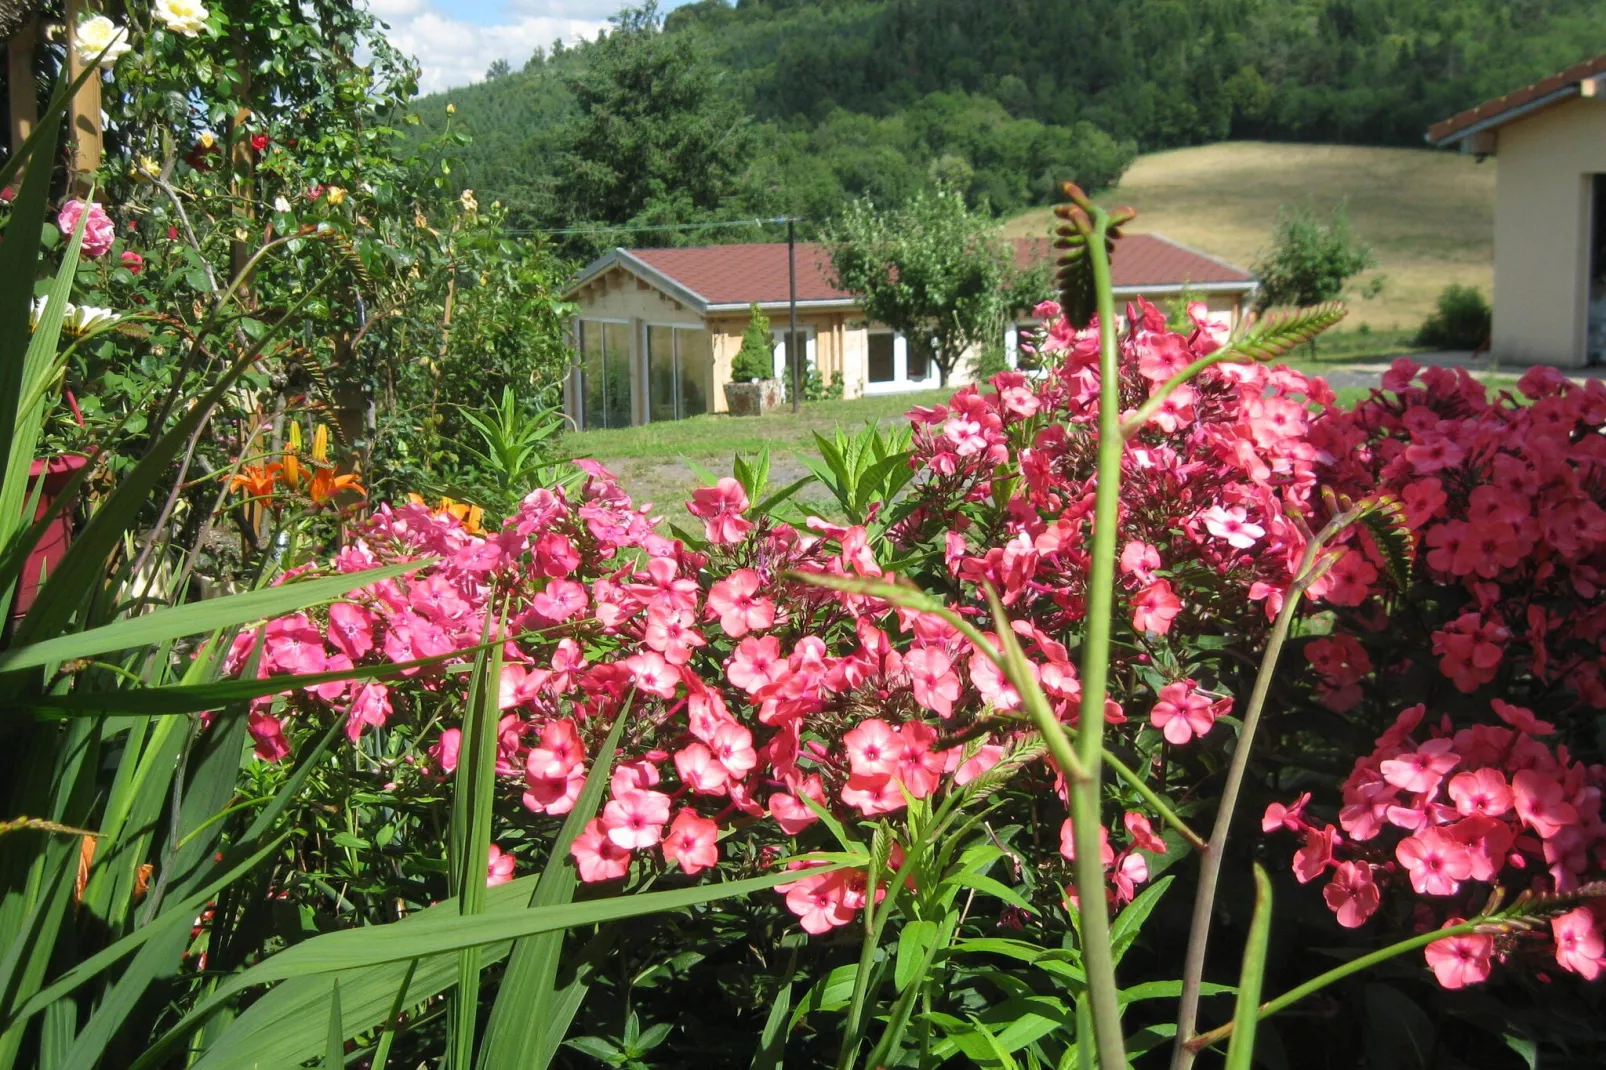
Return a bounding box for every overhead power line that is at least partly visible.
[498,216,805,237]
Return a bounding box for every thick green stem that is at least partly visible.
[1186,920,1484,1053]
[1170,548,1317,1070]
[1168,502,1375,1070]
[1067,207,1128,1070]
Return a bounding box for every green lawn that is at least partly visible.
[558,389,951,518]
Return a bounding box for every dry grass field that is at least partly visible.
[1004,141,1495,331]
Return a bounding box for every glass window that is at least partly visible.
[867,332,895,383]
[647,326,676,423]
[677,328,712,418]
[580,320,606,430]
[604,321,632,429]
[906,338,930,382]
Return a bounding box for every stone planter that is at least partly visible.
[723,378,782,417]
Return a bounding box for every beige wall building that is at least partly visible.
[561,236,1257,429]
[1427,53,1606,368]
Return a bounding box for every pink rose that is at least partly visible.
[57,199,116,257]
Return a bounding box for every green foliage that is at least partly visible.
[413,0,1605,232]
[1251,204,1377,312]
[451,387,565,515]
[799,423,915,527]
[825,188,1018,386]
[550,2,761,256]
[730,303,774,383]
[1415,283,1492,349]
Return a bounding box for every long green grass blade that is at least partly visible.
[450,610,503,1069]
[478,694,633,1068]
[140,863,850,1068]
[371,959,417,1070]
[751,982,793,1070]
[0,184,90,556]
[1223,865,1274,1070]
[0,560,427,673]
[324,981,344,1068]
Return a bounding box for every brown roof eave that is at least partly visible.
[1426,51,1606,145]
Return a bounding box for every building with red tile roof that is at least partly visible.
[561,233,1257,427]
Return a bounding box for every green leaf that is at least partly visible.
[1109,875,1172,965]
[323,981,344,1068]
[478,698,632,1069]
[1224,865,1274,1070]
[750,982,792,1070]
[143,864,850,1066]
[0,561,428,673]
[894,920,938,992]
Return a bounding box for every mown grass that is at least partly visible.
[1006,141,1494,333]
[557,389,951,518]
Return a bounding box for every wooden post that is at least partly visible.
[7,16,37,183]
[64,0,104,196]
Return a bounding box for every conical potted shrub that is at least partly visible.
[722,303,782,417]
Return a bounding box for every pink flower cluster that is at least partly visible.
[57,199,116,258]
[1265,699,1606,987]
[229,458,1143,933]
[1311,361,1606,706]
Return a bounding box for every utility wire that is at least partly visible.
[497,216,804,237]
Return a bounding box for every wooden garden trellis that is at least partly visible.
[2,0,103,192]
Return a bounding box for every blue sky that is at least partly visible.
[371,0,699,93]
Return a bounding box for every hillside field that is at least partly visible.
[1004,141,1496,331]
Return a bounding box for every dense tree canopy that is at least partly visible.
[411,0,1606,246]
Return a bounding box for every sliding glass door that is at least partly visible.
[645,325,712,422]
[578,319,633,430]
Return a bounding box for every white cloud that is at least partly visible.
[372,4,605,94]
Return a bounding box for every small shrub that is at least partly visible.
[1415,284,1491,350]
[729,303,774,383]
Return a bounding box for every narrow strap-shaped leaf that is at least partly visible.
[137,863,851,1068]
[0,560,428,673]
[372,960,418,1070]
[478,696,633,1068]
[324,981,344,1068]
[750,981,793,1070]
[1223,865,1274,1070]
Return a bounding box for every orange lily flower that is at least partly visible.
[228,462,282,498]
[307,467,366,504]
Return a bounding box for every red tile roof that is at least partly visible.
[629,242,850,304]
[1012,233,1254,287]
[613,233,1252,307]
[1427,51,1606,144]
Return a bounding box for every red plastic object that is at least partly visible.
[12,454,89,620]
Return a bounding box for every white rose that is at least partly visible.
[75,16,131,68]
[154,0,210,37]
[273,195,291,213]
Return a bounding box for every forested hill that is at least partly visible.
[409,0,1604,248]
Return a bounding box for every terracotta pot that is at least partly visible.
[12,453,89,620]
[723,379,782,417]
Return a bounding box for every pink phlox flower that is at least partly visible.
[1149,680,1220,745]
[346,682,392,743]
[430,727,461,775]
[1262,792,1311,833]
[1058,819,1114,866]
[486,843,516,887]
[1512,769,1578,839]
[1396,826,1474,896]
[1492,698,1555,735]
[248,711,290,762]
[706,569,776,638]
[1379,738,1460,794]
[1292,824,1338,884]
[1552,907,1606,980]
[687,478,753,544]
[643,602,706,665]
[1423,926,1494,989]
[1200,504,1265,550]
[572,819,631,882]
[727,635,785,694]
[1119,540,1161,583]
[904,645,962,718]
[327,601,375,660]
[1323,861,1380,928]
[954,744,1005,786]
[529,578,588,623]
[263,613,327,675]
[1447,767,1513,818]
[783,870,857,934]
[623,650,680,699]
[663,809,720,875]
[1131,579,1182,635]
[1124,811,1168,854]
[601,788,672,849]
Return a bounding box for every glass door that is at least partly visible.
[645,326,714,422]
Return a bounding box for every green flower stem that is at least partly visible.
[1185,919,1485,1054]
[1223,865,1274,1070]
[1101,750,1206,852]
[1170,542,1322,1070]
[1120,349,1252,439]
[1068,204,1130,1070]
[837,838,923,1070]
